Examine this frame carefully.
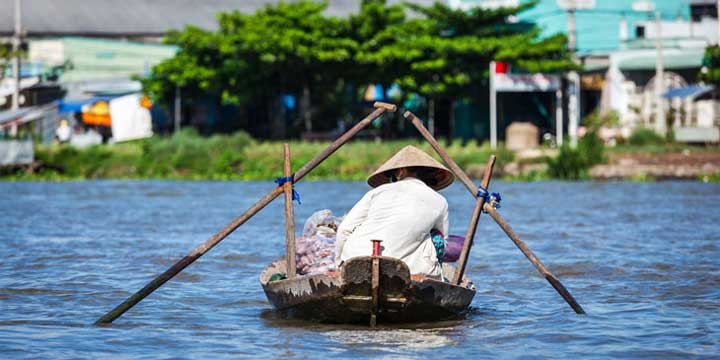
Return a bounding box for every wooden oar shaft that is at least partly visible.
[293,102,395,182]
[283,144,297,279]
[95,102,395,325]
[482,204,586,314]
[403,111,477,194]
[403,110,584,314]
[452,156,496,285]
[95,187,283,324]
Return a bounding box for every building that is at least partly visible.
[0,0,437,139]
[593,0,719,142]
[453,0,719,144]
[4,0,716,143]
[28,37,178,95]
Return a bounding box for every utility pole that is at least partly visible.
[654,10,666,136]
[11,0,22,110]
[717,0,720,45]
[567,8,580,148]
[568,9,576,51]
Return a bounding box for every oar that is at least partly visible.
[452,155,495,285]
[482,203,585,314]
[95,102,397,324]
[282,143,297,279]
[402,111,585,314]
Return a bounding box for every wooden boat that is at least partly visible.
[260,256,475,324]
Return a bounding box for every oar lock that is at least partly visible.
[477,186,502,211]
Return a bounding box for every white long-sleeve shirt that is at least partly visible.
[336,177,449,278]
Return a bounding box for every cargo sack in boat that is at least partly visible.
[295,209,342,276]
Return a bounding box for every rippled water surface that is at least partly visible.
[1,180,718,358]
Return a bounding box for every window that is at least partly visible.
[691,4,717,22]
[636,25,645,38]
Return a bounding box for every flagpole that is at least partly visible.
[490,61,497,150]
[556,88,563,146]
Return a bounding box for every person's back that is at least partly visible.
[335,145,453,279]
[336,178,448,277]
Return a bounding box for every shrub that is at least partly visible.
[4,133,513,180]
[137,128,254,178]
[547,143,587,180]
[547,131,605,180]
[628,127,665,146]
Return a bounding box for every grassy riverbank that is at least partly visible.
[2,129,515,181]
[3,129,719,182]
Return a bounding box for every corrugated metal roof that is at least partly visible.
[0,0,434,37]
[663,84,714,99]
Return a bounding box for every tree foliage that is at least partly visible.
[370,1,576,99]
[700,45,720,86]
[142,0,575,134]
[0,43,18,81]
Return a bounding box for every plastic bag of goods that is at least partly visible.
[295,209,342,276]
[443,235,465,263]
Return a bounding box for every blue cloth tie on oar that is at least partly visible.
[275,175,301,204]
[476,186,489,200]
[477,186,501,212]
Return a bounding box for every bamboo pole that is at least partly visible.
[282,144,296,279]
[95,102,396,324]
[402,110,585,314]
[451,156,495,285]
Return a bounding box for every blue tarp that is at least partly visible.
[663,85,715,100]
[56,97,115,113]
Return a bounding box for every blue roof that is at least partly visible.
[663,85,715,99]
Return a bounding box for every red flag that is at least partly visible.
[494,62,509,74]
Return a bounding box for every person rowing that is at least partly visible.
[335,145,454,279]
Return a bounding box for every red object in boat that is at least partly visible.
[371,240,382,256]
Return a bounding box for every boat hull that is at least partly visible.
[260,256,475,324]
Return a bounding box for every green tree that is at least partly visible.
[0,44,11,81]
[349,0,407,90]
[0,43,24,82]
[219,1,357,131]
[700,45,720,86]
[142,0,575,139]
[362,1,575,131]
[143,1,357,134]
[142,26,224,107]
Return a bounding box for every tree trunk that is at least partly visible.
[301,82,312,132]
[428,96,435,137]
[270,96,286,139]
[447,98,456,144]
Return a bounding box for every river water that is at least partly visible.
[1,180,718,358]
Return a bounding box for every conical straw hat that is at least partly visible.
[367,145,454,190]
